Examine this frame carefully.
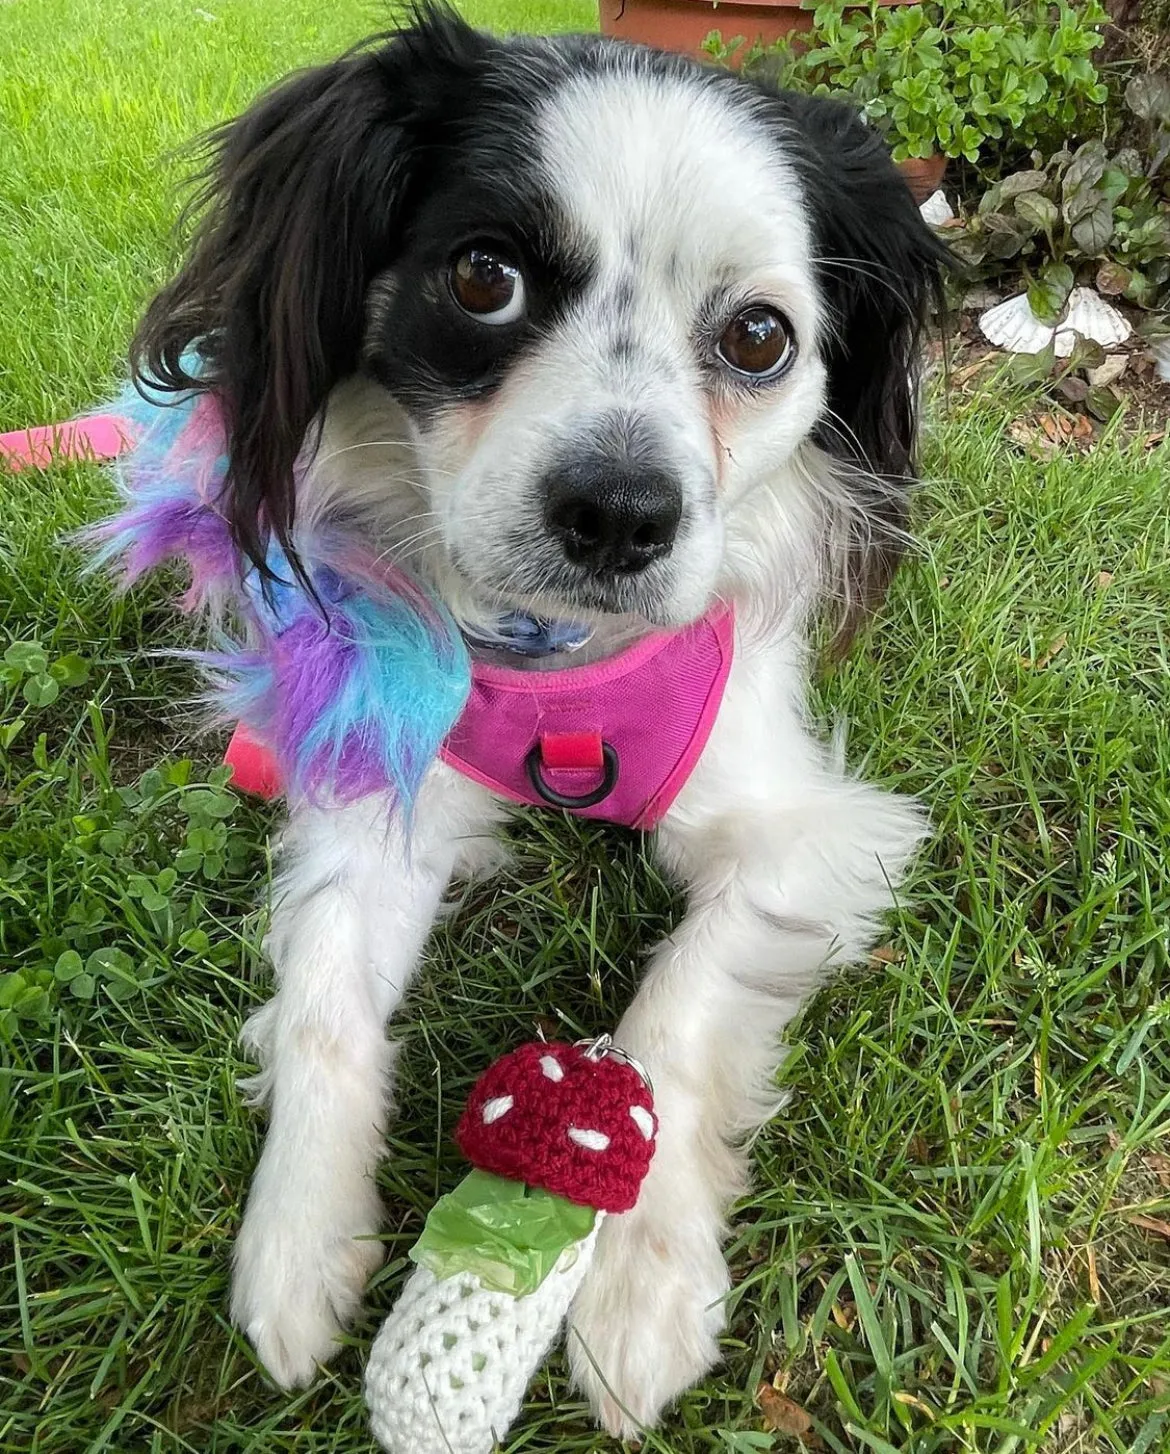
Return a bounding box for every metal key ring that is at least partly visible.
[525,741,619,809]
[575,1033,654,1093]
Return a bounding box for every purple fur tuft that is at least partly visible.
[89,377,470,810]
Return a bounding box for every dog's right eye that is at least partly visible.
[449,248,526,325]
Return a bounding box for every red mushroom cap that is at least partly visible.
[455,1040,657,1214]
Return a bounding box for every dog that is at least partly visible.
[125,5,947,1435]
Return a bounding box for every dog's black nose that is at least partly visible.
[543,462,682,574]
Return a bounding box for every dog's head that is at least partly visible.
[136,6,947,645]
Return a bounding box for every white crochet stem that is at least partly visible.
[366,1218,602,1454]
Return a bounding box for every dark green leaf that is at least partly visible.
[1014,191,1059,234]
[0,974,26,1010]
[22,674,59,708]
[86,947,136,983]
[1126,72,1170,124]
[1085,385,1122,421]
[1009,340,1057,386]
[184,789,237,819]
[999,170,1049,201]
[1028,263,1074,325]
[1062,337,1107,372]
[49,653,90,687]
[945,228,990,266]
[1071,198,1116,254]
[15,987,52,1022]
[54,950,84,984]
[1062,141,1107,210]
[138,768,165,799]
[4,642,48,674]
[1124,269,1160,308]
[1099,168,1131,206]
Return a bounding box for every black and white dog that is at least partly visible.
[132,7,946,1434]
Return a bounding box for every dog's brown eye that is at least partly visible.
[450,248,526,325]
[716,306,795,379]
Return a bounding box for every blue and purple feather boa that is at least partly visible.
[88,377,470,809]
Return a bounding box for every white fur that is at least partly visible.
[231,775,502,1386]
[226,58,928,1439]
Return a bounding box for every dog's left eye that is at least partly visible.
[449,248,526,325]
[716,306,795,380]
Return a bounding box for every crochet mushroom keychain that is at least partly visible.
[365,1035,656,1454]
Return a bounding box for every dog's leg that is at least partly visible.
[230,775,491,1387]
[570,782,927,1436]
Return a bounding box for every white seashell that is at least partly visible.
[481,1095,513,1124]
[1053,287,1132,357]
[979,292,1056,354]
[1086,354,1128,388]
[1149,337,1170,383]
[981,288,1132,357]
[919,189,954,226]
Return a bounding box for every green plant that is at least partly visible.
[1,636,258,1036]
[0,750,256,1036]
[945,123,1170,326]
[5,2,1170,1449]
[710,0,1110,166]
[1,639,89,741]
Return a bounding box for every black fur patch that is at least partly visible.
[131,0,948,634]
[747,86,952,648]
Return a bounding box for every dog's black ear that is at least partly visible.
[133,6,490,579]
[757,89,951,652]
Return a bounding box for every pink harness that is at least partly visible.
[227,607,734,829]
[2,411,734,831]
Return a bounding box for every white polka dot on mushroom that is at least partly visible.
[629,1104,654,1140]
[567,1127,610,1152]
[539,1055,564,1082]
[481,1095,513,1124]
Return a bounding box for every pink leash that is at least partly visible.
[6,406,275,799]
[1,411,278,781]
[0,414,135,471]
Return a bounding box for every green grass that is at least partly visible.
[2,2,1169,1451]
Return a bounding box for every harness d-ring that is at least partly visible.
[525,741,619,809]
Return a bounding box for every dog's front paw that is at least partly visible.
[231,1181,384,1388]
[568,1200,730,1438]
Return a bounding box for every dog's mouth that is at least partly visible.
[450,547,681,630]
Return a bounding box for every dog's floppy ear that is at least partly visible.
[759,89,951,652]
[133,7,490,580]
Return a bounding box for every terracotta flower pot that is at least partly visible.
[599,0,918,67]
[597,0,944,200]
[896,151,948,204]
